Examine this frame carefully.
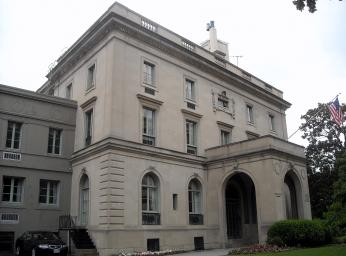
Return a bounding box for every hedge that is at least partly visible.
[267,219,330,247]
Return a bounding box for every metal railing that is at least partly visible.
[59,215,77,230]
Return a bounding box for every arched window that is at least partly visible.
[142,173,160,225]
[284,173,298,219]
[188,179,203,225]
[79,174,89,226]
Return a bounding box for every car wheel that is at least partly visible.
[31,248,36,256]
[15,246,20,256]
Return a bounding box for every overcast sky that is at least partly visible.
[0,0,345,146]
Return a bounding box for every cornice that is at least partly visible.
[181,109,203,119]
[136,94,163,106]
[216,121,234,129]
[46,12,291,110]
[80,96,98,109]
[205,147,306,167]
[0,84,77,109]
[71,137,206,166]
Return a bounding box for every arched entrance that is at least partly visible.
[79,174,89,226]
[284,171,300,219]
[225,172,258,244]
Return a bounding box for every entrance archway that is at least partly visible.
[79,174,89,226]
[284,171,300,219]
[225,172,258,244]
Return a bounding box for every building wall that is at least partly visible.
[0,85,77,243]
[34,3,310,255]
[51,32,288,157]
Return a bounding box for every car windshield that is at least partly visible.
[31,232,59,240]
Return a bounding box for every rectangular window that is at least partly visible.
[221,130,230,145]
[269,114,275,131]
[6,121,22,149]
[85,109,93,146]
[185,79,195,102]
[47,128,62,154]
[147,238,160,252]
[186,120,197,155]
[143,108,155,146]
[87,64,95,90]
[172,194,178,210]
[2,176,24,203]
[39,180,58,205]
[143,62,155,87]
[66,83,72,99]
[246,105,254,124]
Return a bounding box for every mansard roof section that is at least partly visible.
[44,2,290,109]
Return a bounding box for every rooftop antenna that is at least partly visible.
[231,55,243,66]
[206,21,214,31]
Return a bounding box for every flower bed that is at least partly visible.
[229,244,290,255]
[114,249,186,256]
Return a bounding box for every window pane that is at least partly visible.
[13,123,21,149]
[39,180,48,203]
[186,80,195,100]
[48,129,54,153]
[2,177,23,202]
[142,187,148,211]
[186,121,196,146]
[144,62,154,86]
[6,122,14,148]
[87,64,95,89]
[85,110,93,146]
[54,130,61,154]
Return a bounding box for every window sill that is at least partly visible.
[4,148,21,152]
[142,83,158,91]
[0,202,25,208]
[37,204,60,210]
[184,99,197,106]
[47,153,63,158]
[85,86,95,95]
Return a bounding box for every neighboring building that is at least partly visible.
[0,85,77,255]
[0,2,311,256]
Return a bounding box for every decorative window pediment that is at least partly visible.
[212,90,235,118]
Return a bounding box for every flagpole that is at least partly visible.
[288,93,341,140]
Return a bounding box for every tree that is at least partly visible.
[293,0,343,13]
[325,150,346,234]
[300,103,346,218]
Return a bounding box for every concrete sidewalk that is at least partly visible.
[178,248,230,256]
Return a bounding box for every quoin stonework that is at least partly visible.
[0,2,311,256]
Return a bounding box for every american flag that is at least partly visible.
[328,97,344,126]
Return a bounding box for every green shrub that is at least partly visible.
[267,219,329,247]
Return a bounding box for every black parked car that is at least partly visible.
[15,231,68,256]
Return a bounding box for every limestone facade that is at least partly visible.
[35,2,311,255]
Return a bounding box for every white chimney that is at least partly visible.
[201,21,229,61]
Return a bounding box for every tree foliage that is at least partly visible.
[293,0,343,13]
[301,103,346,173]
[325,150,346,234]
[300,103,346,218]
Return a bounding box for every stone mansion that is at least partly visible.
[0,2,311,255]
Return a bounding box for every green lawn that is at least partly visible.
[232,244,346,256]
